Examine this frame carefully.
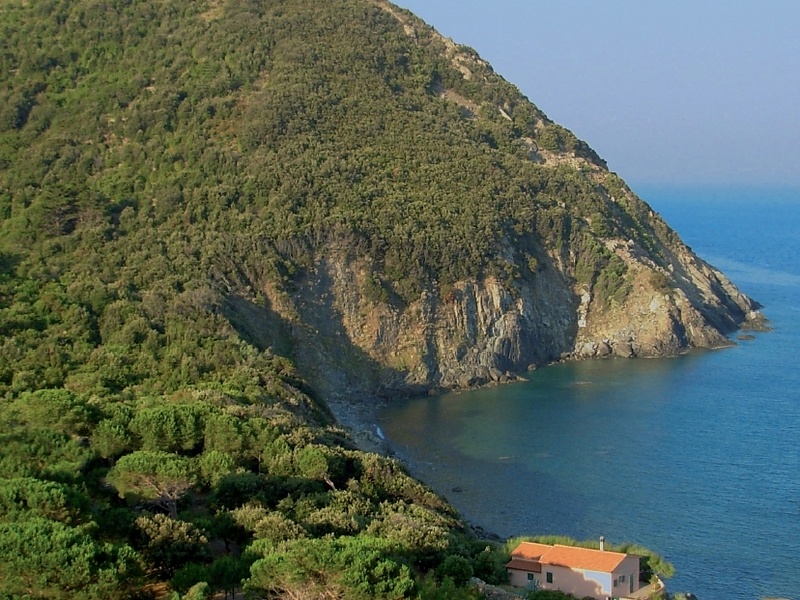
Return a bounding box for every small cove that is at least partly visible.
[379,187,800,600]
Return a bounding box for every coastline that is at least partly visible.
[325,388,506,542]
[325,392,394,456]
[321,190,798,600]
[322,312,771,545]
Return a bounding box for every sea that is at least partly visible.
[378,186,800,600]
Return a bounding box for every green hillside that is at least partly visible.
[0,0,736,597]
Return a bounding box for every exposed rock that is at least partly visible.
[741,310,771,331]
[457,374,474,389]
[488,367,504,382]
[612,340,635,358]
[256,231,763,404]
[218,5,768,402]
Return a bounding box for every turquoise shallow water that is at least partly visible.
[379,187,800,600]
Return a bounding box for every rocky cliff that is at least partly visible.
[240,208,765,406]
[217,0,767,406]
[0,0,766,406]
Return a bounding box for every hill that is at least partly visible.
[0,0,762,597]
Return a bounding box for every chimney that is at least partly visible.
[599,536,605,551]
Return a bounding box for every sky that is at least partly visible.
[395,1,800,188]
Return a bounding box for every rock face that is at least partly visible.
[0,0,770,447]
[250,218,766,400]
[215,0,768,402]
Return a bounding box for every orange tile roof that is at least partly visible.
[508,542,632,574]
[510,542,552,561]
[543,545,629,572]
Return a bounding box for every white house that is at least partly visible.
[506,541,642,600]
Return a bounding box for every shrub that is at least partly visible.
[436,555,473,586]
[133,514,210,577]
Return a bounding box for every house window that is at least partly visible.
[620,575,626,583]
[527,573,534,581]
[546,572,553,584]
[613,579,618,587]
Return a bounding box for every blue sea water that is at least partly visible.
[379,186,800,600]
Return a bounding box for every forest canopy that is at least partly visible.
[0,0,673,597]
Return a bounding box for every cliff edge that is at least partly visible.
[0,0,766,406]
[216,0,766,404]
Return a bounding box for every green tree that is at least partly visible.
[171,563,210,595]
[208,555,250,600]
[198,450,237,488]
[130,403,209,454]
[7,389,98,436]
[436,555,474,587]
[0,477,89,524]
[0,516,141,598]
[0,428,94,480]
[252,511,307,544]
[181,582,211,600]
[417,574,483,600]
[91,419,133,460]
[203,412,247,457]
[247,535,415,599]
[106,450,198,518]
[294,445,337,490]
[134,513,210,578]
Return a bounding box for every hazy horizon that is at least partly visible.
[396,1,800,189]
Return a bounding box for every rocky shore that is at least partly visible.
[325,391,394,456]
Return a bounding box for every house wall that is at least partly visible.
[611,555,641,597]
[508,568,536,589]
[509,554,640,599]
[538,565,611,599]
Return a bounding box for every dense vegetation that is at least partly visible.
[0,0,679,597]
[0,0,672,309]
[0,384,515,597]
